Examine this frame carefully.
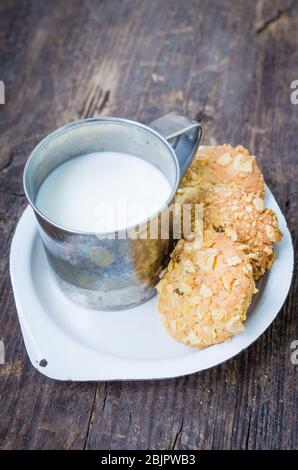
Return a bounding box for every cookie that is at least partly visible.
[157,230,255,349]
[202,184,282,280]
[176,144,264,206]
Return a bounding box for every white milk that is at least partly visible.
[36,152,172,232]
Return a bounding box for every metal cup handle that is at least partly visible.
[149,111,202,177]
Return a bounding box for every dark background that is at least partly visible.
[0,0,297,450]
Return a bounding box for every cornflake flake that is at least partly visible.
[217,152,232,166]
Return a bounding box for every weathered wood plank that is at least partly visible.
[0,0,297,450]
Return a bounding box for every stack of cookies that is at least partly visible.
[157,145,282,349]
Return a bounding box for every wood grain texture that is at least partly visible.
[0,0,297,450]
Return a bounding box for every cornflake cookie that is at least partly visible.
[202,184,282,280]
[176,144,264,206]
[157,231,255,349]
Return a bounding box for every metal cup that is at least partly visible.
[23,111,202,310]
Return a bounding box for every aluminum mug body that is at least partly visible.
[23,112,201,310]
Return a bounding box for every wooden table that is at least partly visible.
[0,0,297,450]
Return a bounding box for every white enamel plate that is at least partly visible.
[10,187,293,381]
